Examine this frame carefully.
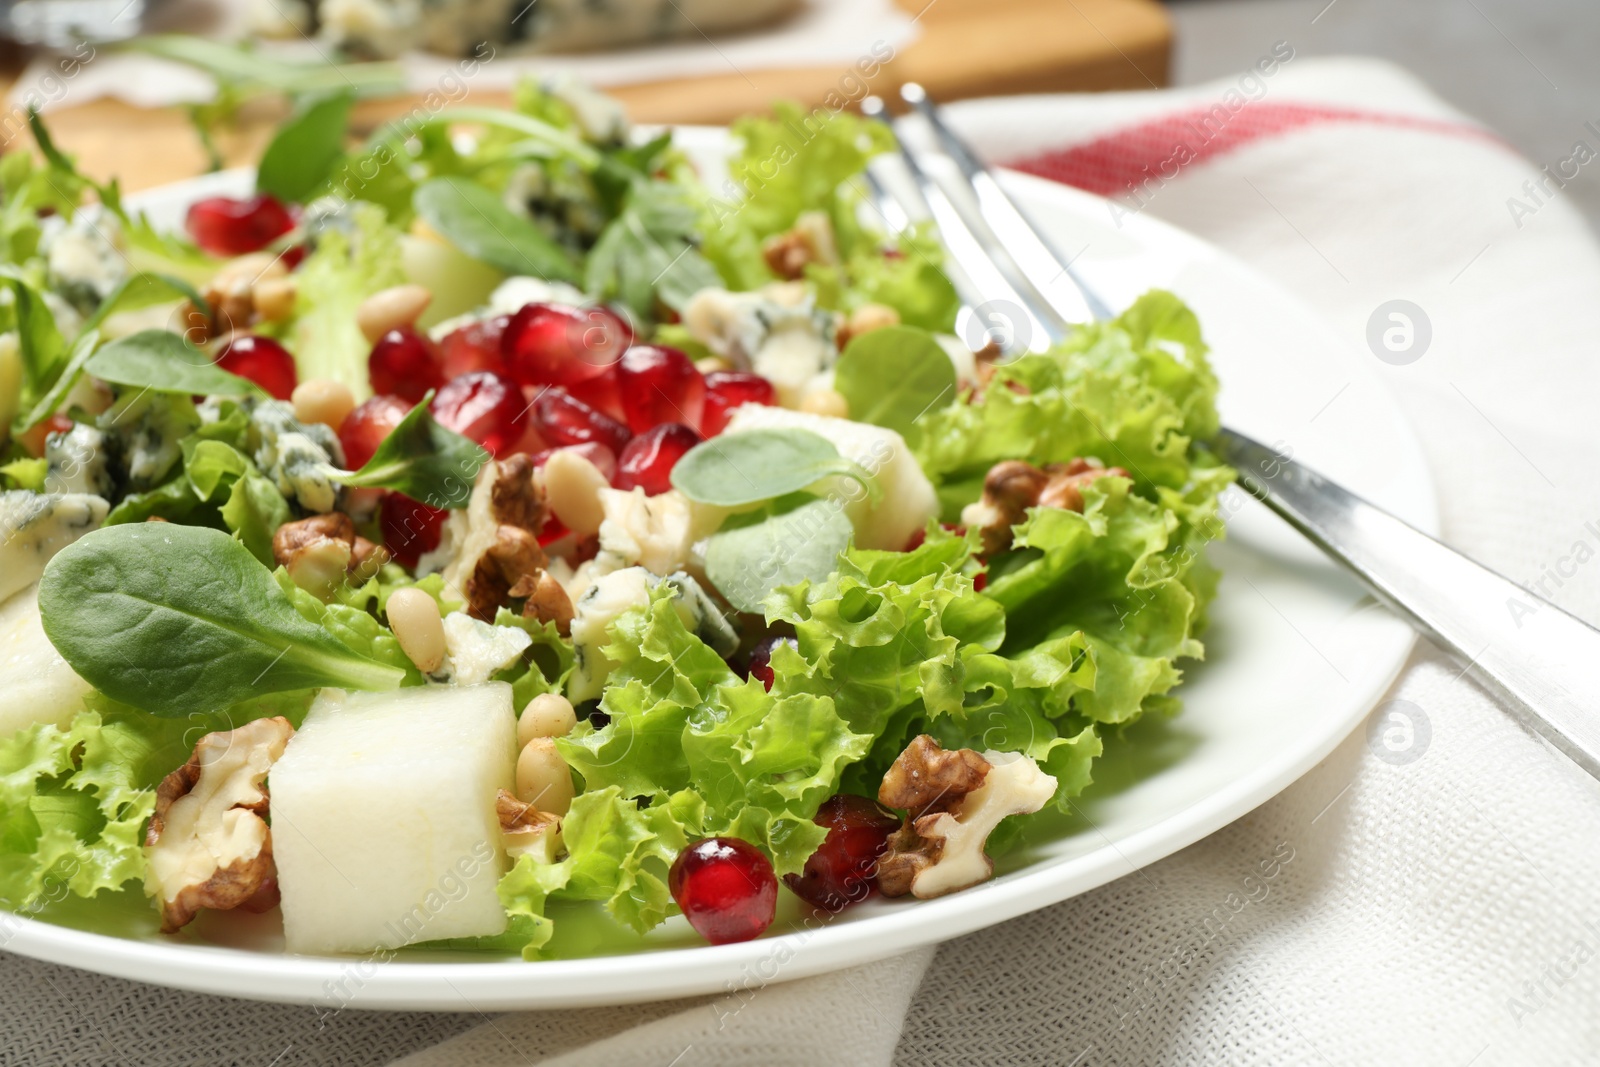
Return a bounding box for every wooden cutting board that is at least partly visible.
[2,0,1168,192]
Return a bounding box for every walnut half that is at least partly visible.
[496,789,563,864]
[876,735,1057,900]
[959,457,1130,554]
[434,455,559,621]
[272,512,387,598]
[144,716,295,933]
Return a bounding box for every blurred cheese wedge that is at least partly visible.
[723,405,938,551]
[0,583,92,738]
[271,683,517,954]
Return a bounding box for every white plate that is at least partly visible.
[0,129,1435,1010]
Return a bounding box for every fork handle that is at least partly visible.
[1216,428,1600,778]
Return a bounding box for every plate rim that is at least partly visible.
[0,139,1435,1010]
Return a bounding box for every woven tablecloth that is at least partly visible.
[7,54,1600,1066]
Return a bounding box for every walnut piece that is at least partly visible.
[496,789,563,863]
[761,210,840,280]
[272,513,388,598]
[144,716,295,933]
[509,569,575,635]
[434,456,555,620]
[876,738,1057,900]
[959,457,1129,554]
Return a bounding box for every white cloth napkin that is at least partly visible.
[6,54,1600,1067]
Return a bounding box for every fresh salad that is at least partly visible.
[0,81,1233,958]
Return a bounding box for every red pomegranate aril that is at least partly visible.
[746,635,797,691]
[339,394,412,470]
[368,326,443,402]
[431,371,527,456]
[616,423,701,496]
[783,794,901,912]
[533,387,631,455]
[669,837,778,946]
[440,315,511,379]
[185,195,296,257]
[380,492,447,569]
[564,366,627,423]
[616,345,704,433]
[216,335,298,400]
[530,441,618,482]
[701,371,777,436]
[502,303,631,387]
[279,243,309,271]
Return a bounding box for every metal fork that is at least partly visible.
[860,83,1600,783]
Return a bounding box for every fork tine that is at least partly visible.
[900,82,1114,324]
[861,95,1066,353]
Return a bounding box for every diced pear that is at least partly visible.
[270,683,517,954]
[723,405,938,550]
[0,583,92,738]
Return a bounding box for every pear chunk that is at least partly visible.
[270,683,517,954]
[0,583,92,738]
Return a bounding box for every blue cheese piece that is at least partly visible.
[487,276,589,316]
[101,392,194,492]
[432,611,533,686]
[566,566,734,703]
[0,583,94,737]
[44,423,114,497]
[38,204,129,315]
[0,490,109,603]
[243,400,345,513]
[683,284,837,407]
[593,487,696,577]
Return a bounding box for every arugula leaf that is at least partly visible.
[85,330,265,397]
[11,328,98,436]
[833,325,956,440]
[222,467,292,566]
[585,181,720,317]
[704,496,854,613]
[325,394,488,508]
[670,427,877,507]
[39,524,406,717]
[1,274,67,413]
[414,177,579,282]
[257,92,354,203]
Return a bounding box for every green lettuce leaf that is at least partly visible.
[287,203,406,401]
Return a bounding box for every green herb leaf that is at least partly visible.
[833,325,956,440]
[182,438,250,500]
[84,329,265,396]
[38,523,405,717]
[12,328,98,435]
[0,456,47,491]
[704,496,855,613]
[222,467,291,566]
[414,177,580,282]
[257,92,355,203]
[328,393,488,508]
[585,181,721,317]
[670,427,877,507]
[1,273,67,406]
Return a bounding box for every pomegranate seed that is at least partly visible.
[616,423,701,496]
[669,837,778,945]
[783,794,900,912]
[529,441,618,482]
[746,635,798,691]
[339,394,412,470]
[368,326,443,402]
[185,195,296,257]
[533,387,630,455]
[19,413,74,457]
[701,371,777,436]
[440,315,511,379]
[973,569,988,593]
[502,303,631,387]
[431,371,527,456]
[279,243,308,271]
[565,366,627,423]
[616,345,704,433]
[216,335,298,400]
[380,492,447,569]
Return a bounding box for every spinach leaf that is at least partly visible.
[670,427,878,507]
[327,393,487,508]
[1,273,67,406]
[182,438,250,500]
[414,177,579,282]
[223,468,291,566]
[102,478,202,525]
[585,181,720,317]
[833,326,956,441]
[257,92,354,203]
[704,496,855,614]
[12,328,98,435]
[38,523,405,717]
[85,329,266,396]
[80,272,211,336]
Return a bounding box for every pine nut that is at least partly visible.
[387,588,446,674]
[848,302,900,336]
[291,378,356,431]
[515,738,574,815]
[356,284,433,343]
[542,449,609,536]
[517,692,578,747]
[799,388,849,419]
[253,277,297,322]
